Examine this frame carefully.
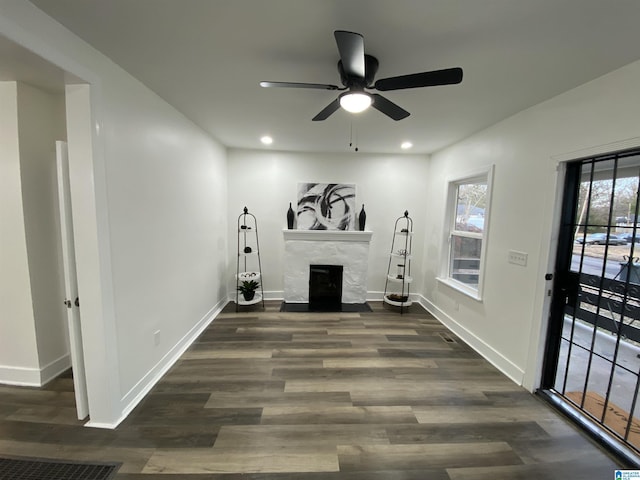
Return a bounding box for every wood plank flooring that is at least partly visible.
[0,301,626,478]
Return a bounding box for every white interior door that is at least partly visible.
[56,140,89,420]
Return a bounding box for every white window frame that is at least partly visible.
[438,165,494,301]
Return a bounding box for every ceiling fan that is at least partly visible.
[260,30,463,121]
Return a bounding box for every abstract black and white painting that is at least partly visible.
[297,183,356,230]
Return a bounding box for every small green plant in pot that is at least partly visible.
[238,279,260,301]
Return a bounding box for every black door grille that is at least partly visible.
[542,147,640,461]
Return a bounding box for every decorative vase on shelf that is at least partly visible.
[358,204,366,231]
[287,202,295,229]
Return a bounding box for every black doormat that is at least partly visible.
[0,455,120,480]
[280,302,372,313]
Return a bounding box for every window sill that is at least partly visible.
[437,277,483,302]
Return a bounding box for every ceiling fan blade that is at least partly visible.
[371,94,410,121]
[260,81,341,90]
[334,30,365,79]
[312,98,341,121]
[374,67,463,91]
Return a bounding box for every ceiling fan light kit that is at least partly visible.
[339,91,372,113]
[260,30,463,121]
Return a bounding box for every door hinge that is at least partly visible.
[64,299,72,308]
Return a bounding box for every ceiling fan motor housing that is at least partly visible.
[338,54,379,88]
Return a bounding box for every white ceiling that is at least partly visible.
[8,0,640,154]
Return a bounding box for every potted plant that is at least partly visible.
[238,279,260,301]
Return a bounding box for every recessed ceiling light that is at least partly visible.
[260,135,273,145]
[401,141,413,150]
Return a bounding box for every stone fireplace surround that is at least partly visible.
[283,230,373,304]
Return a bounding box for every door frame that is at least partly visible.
[65,83,122,427]
[539,141,640,466]
[541,160,581,389]
[2,9,122,427]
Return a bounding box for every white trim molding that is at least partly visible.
[551,136,640,164]
[283,229,373,242]
[88,297,228,429]
[417,295,526,386]
[0,353,71,387]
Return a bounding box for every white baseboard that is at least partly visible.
[231,291,419,305]
[367,291,421,303]
[258,290,283,301]
[0,354,71,387]
[228,291,283,302]
[230,291,423,304]
[110,297,228,429]
[0,365,41,386]
[417,295,525,386]
[40,354,72,385]
[367,291,385,302]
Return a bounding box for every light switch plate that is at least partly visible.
[508,250,528,266]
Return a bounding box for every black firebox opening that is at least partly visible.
[309,265,343,311]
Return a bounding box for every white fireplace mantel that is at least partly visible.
[282,229,373,304]
[282,229,373,242]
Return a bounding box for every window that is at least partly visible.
[439,166,494,300]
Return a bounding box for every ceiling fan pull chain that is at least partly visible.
[353,122,359,152]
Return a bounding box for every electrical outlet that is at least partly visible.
[154,330,161,346]
[508,250,528,267]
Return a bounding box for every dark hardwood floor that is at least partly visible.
[0,301,625,478]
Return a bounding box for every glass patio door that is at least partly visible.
[542,148,640,458]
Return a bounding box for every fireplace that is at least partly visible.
[309,265,343,311]
[282,229,373,306]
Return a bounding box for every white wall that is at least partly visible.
[227,149,429,299]
[0,81,40,383]
[104,85,229,398]
[422,59,640,389]
[1,2,229,426]
[16,82,70,383]
[0,81,67,386]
